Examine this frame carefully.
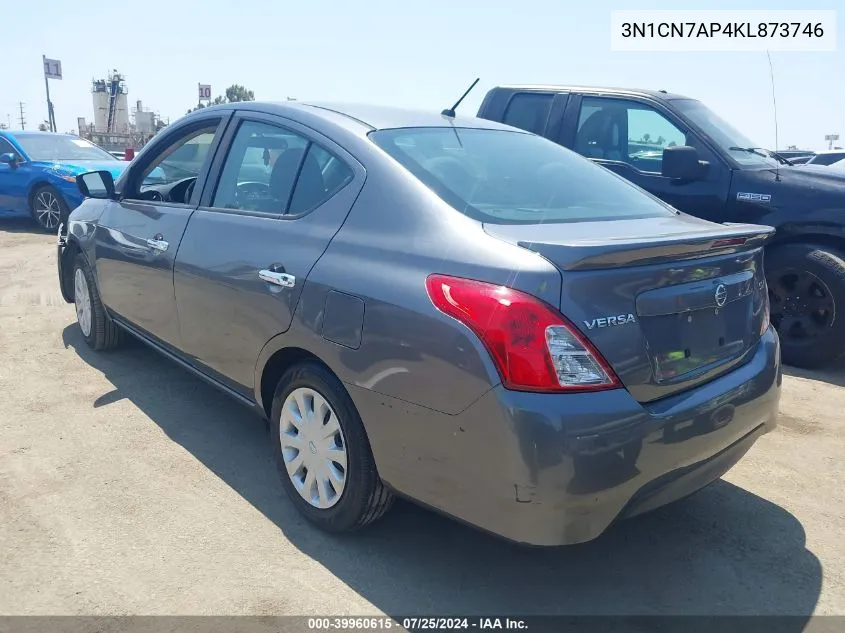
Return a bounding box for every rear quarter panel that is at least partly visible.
[256,149,563,416]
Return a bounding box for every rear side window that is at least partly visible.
[502,93,553,135]
[289,144,353,214]
[211,119,353,216]
[369,127,676,225]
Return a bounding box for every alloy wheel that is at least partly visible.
[279,387,348,509]
[35,190,62,230]
[768,268,836,344]
[74,268,93,338]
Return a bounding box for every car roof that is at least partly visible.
[493,84,692,101]
[2,130,76,139]
[197,101,518,134]
[812,148,845,154]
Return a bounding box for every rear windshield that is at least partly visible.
[369,127,677,224]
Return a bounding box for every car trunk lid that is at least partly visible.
[484,215,775,403]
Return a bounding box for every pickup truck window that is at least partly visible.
[502,93,553,134]
[575,97,686,174]
[671,98,777,169]
[370,127,676,225]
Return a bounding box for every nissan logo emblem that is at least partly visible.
[715,284,728,308]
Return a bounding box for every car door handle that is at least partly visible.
[146,238,169,253]
[259,269,296,288]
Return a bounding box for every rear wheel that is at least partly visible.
[270,362,393,533]
[766,243,845,369]
[30,185,69,233]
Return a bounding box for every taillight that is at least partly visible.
[761,281,771,335]
[425,274,621,393]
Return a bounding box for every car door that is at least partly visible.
[560,94,732,221]
[173,112,364,395]
[93,113,231,348]
[0,136,28,213]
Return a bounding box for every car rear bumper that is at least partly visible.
[351,327,781,546]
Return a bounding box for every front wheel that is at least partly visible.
[72,254,124,351]
[270,362,393,533]
[30,185,69,233]
[766,243,845,369]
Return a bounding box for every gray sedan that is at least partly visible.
[57,101,782,546]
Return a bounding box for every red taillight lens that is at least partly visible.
[125,148,135,161]
[761,281,771,335]
[425,274,621,393]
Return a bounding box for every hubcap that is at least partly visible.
[768,268,835,344]
[279,387,347,509]
[35,191,61,230]
[74,268,92,337]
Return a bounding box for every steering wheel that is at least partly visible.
[184,179,195,203]
[236,181,272,204]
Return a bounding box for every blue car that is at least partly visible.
[0,131,127,232]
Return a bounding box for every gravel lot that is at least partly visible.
[1,218,843,619]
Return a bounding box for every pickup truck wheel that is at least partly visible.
[270,362,393,533]
[72,254,124,351]
[766,244,845,369]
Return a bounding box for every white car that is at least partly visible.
[804,149,845,166]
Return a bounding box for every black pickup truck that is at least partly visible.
[477,85,845,369]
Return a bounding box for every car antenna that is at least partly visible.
[766,50,781,182]
[441,78,480,118]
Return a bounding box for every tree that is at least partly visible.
[187,84,255,114]
[641,133,651,143]
[38,121,50,131]
[656,135,666,146]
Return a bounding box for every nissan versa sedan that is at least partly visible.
[57,102,782,546]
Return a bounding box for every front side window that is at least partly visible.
[575,97,687,173]
[369,127,677,225]
[212,120,352,215]
[13,135,116,162]
[0,137,18,158]
[123,121,220,204]
[502,93,553,135]
[140,126,218,188]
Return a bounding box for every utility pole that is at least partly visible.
[18,102,26,130]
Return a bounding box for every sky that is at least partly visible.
[1,0,842,150]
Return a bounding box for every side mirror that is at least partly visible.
[77,170,116,199]
[662,146,709,181]
[0,152,18,166]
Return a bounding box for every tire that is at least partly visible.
[72,254,124,351]
[765,243,845,369]
[270,361,393,533]
[30,184,69,233]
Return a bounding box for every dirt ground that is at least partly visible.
[0,218,843,619]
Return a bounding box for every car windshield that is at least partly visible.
[15,135,116,162]
[369,127,677,225]
[671,99,778,169]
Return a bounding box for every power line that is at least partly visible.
[18,102,26,130]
